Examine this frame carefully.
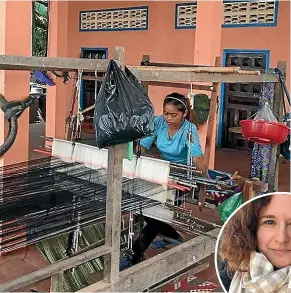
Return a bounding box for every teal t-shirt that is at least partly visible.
[140,115,203,164]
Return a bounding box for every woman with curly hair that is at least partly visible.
[218,193,291,293]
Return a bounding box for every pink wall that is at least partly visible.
[67,1,197,114]
[0,1,31,166]
[221,0,290,90]
[67,1,290,114]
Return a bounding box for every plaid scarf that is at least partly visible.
[229,252,291,293]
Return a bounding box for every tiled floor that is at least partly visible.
[0,246,50,292]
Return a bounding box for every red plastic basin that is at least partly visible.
[240,119,290,145]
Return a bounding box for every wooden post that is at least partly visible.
[268,61,287,192]
[103,46,125,283]
[243,180,255,202]
[198,57,220,210]
[50,272,64,292]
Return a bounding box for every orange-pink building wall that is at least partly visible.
[66,1,290,115]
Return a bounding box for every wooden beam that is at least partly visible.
[0,55,111,72]
[0,245,111,292]
[268,61,287,192]
[0,55,278,83]
[132,65,261,74]
[232,172,268,193]
[103,46,125,284]
[77,228,220,292]
[130,68,278,83]
[143,80,213,91]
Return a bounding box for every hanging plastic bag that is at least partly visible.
[192,94,210,125]
[280,112,291,161]
[217,192,243,223]
[94,60,154,149]
[280,134,290,161]
[253,102,278,122]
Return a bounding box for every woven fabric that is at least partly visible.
[229,252,291,293]
[249,82,276,182]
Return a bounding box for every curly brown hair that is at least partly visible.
[219,195,273,272]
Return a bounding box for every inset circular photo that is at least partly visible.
[215,192,291,293]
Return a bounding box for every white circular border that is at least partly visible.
[214,191,291,293]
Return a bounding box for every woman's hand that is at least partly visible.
[192,155,206,174]
[135,144,147,156]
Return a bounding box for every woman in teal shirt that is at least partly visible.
[140,95,204,169]
[121,92,205,270]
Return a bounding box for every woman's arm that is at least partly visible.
[135,144,147,155]
[138,116,161,153]
[192,155,205,173]
[188,123,205,173]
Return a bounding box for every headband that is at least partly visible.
[165,96,187,109]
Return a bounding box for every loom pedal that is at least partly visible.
[151,236,184,249]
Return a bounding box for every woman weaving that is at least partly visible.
[120,92,205,270]
[219,193,291,293]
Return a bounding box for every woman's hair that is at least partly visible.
[219,195,273,272]
[163,92,193,122]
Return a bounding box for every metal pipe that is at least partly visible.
[170,162,202,174]
[163,203,192,215]
[174,213,222,229]
[171,222,218,240]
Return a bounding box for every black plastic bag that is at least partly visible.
[94,60,154,149]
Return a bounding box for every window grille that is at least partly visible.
[80,6,148,31]
[175,1,277,28]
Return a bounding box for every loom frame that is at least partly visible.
[0,46,286,292]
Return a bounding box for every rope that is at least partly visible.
[0,93,43,157]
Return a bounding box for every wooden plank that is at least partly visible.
[130,68,278,83]
[0,55,278,83]
[0,55,111,72]
[268,61,287,192]
[81,76,104,81]
[198,57,220,210]
[77,228,220,292]
[103,46,125,284]
[0,245,111,292]
[132,65,243,73]
[143,80,213,92]
[232,172,268,193]
[229,126,242,134]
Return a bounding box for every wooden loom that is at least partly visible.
[0,47,285,292]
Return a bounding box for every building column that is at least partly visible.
[193,0,223,169]
[0,0,31,166]
[46,1,71,140]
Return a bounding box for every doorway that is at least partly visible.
[80,47,108,123]
[219,50,270,149]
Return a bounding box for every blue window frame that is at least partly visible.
[222,0,279,28]
[217,49,270,147]
[79,47,108,110]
